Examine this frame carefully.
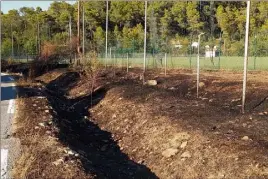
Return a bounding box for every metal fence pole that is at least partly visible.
[164,53,167,76]
[127,53,129,73]
[242,0,251,114]
[218,32,222,69]
[82,4,85,59]
[254,34,257,70]
[109,47,112,67]
[197,33,204,98]
[143,1,147,72]
[105,1,109,69]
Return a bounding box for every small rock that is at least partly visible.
[138,160,144,164]
[34,126,39,130]
[231,98,240,102]
[84,116,88,119]
[209,99,214,103]
[169,87,176,90]
[146,80,157,86]
[45,110,49,113]
[264,111,267,115]
[112,114,116,119]
[67,150,75,155]
[38,122,45,127]
[46,130,51,134]
[259,112,264,116]
[242,123,247,127]
[241,136,249,141]
[74,153,79,157]
[180,141,188,149]
[235,157,239,161]
[201,98,208,100]
[227,130,233,134]
[63,149,68,154]
[47,121,53,125]
[162,148,179,158]
[181,151,191,158]
[181,158,186,161]
[199,82,205,88]
[52,158,64,166]
[33,104,37,107]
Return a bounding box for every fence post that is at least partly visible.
[164,53,167,76]
[242,0,250,114]
[197,33,204,98]
[109,47,112,67]
[218,32,222,69]
[127,53,129,73]
[254,34,257,70]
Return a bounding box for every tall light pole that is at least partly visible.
[197,32,204,98]
[143,1,147,72]
[242,0,251,114]
[105,1,109,68]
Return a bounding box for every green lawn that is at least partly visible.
[99,56,268,71]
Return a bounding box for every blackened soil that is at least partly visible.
[42,72,158,179]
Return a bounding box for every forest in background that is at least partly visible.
[1,1,268,59]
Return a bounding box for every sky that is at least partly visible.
[1,1,76,14]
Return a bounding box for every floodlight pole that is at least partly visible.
[242,0,251,114]
[197,33,204,98]
[105,1,109,68]
[143,1,147,73]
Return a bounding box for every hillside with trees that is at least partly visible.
[1,1,268,59]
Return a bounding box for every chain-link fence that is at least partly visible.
[2,1,268,71]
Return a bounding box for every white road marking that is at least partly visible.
[1,149,8,179]
[7,99,15,114]
[1,73,17,179]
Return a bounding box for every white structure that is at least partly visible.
[191,42,199,48]
[205,50,216,57]
[205,45,218,57]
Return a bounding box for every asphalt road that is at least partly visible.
[1,73,20,179]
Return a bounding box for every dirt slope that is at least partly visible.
[13,68,268,179]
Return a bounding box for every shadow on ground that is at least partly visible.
[39,72,158,179]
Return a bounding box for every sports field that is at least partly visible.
[99,55,268,71]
